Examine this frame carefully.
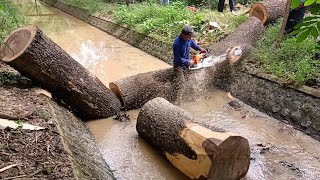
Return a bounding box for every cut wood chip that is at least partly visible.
[34,88,52,98]
[0,164,22,172]
[0,118,45,130]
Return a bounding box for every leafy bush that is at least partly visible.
[252,22,319,85]
[0,0,26,42]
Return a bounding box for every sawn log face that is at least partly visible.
[136,97,250,180]
[249,0,287,25]
[2,25,121,120]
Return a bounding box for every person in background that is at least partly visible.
[160,0,169,5]
[218,0,237,15]
[172,25,206,105]
[285,0,306,34]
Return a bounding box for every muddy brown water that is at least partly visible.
[15,1,320,179]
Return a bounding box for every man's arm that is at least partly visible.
[190,40,206,53]
[173,44,191,65]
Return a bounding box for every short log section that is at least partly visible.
[249,0,287,25]
[1,25,121,120]
[136,97,250,180]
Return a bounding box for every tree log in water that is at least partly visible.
[1,25,121,120]
[136,97,250,180]
[249,0,287,25]
[110,17,264,110]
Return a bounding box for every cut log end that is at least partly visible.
[109,82,125,107]
[2,25,37,62]
[227,46,243,65]
[137,98,251,179]
[249,3,268,25]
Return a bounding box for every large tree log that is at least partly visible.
[136,97,250,180]
[249,0,287,25]
[204,17,265,85]
[209,16,265,58]
[110,17,264,110]
[1,25,121,120]
[109,68,176,110]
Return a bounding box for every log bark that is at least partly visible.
[1,25,121,120]
[249,0,287,25]
[109,68,177,110]
[136,97,250,180]
[208,17,265,58]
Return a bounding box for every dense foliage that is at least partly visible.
[0,0,26,42]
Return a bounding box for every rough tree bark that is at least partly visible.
[109,68,177,110]
[136,97,250,180]
[208,17,265,58]
[249,0,287,25]
[1,25,121,120]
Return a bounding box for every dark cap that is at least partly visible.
[181,25,197,37]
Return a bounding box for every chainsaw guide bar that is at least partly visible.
[189,47,242,70]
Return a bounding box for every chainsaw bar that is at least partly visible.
[189,47,242,70]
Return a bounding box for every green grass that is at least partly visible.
[114,1,248,45]
[60,0,249,45]
[0,0,26,42]
[251,21,319,85]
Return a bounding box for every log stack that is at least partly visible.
[136,97,250,180]
[249,0,287,25]
[1,25,121,120]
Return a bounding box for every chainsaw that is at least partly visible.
[189,46,243,70]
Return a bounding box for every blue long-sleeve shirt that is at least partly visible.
[173,35,201,69]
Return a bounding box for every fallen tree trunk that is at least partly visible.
[110,17,264,110]
[136,97,250,180]
[109,68,177,110]
[249,0,287,25]
[209,17,265,58]
[1,25,121,120]
[204,17,265,85]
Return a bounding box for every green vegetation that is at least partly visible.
[114,0,247,44]
[252,22,319,85]
[0,0,26,42]
[61,0,249,45]
[60,0,104,13]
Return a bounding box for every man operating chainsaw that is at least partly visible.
[172,25,206,105]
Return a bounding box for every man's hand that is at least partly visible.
[189,59,195,66]
[200,48,207,53]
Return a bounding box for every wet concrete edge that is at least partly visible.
[47,99,116,180]
[214,65,320,141]
[41,0,320,140]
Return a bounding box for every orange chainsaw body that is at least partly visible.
[191,53,207,64]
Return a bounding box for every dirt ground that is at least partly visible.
[0,62,75,179]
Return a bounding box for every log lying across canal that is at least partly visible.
[136,97,250,180]
[110,17,265,110]
[1,25,121,120]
